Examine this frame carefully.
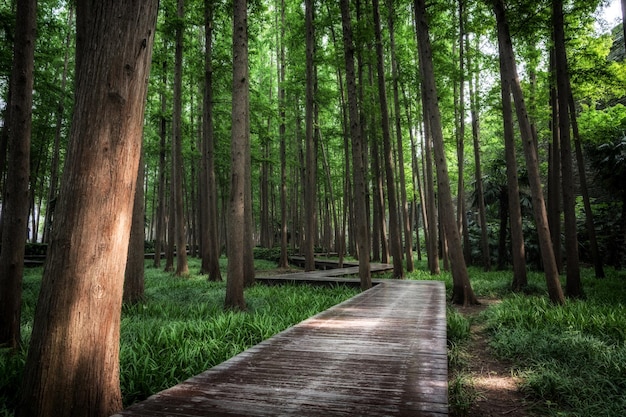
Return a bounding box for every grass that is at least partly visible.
[432,262,626,417]
[0,258,359,413]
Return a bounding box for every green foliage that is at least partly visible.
[482,270,626,416]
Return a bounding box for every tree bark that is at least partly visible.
[498,68,528,290]
[172,0,189,276]
[415,0,477,305]
[18,1,158,415]
[278,0,289,269]
[373,0,403,278]
[225,0,249,310]
[340,0,371,290]
[154,59,168,269]
[0,0,36,350]
[492,0,565,304]
[201,0,222,281]
[304,0,317,272]
[124,150,145,304]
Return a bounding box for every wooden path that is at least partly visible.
[112,279,448,416]
[257,260,394,286]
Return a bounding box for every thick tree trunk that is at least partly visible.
[498,71,528,290]
[124,151,145,304]
[493,0,564,304]
[415,0,477,305]
[373,0,403,278]
[225,0,249,310]
[0,0,36,350]
[172,0,189,276]
[201,0,222,281]
[340,0,371,290]
[18,2,157,415]
[553,0,581,297]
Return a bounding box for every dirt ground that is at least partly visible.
[452,299,534,417]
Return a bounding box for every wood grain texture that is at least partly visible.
[112,279,447,416]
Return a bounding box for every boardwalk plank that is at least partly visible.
[112,280,447,416]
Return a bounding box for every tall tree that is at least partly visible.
[388,0,414,272]
[18,1,158,414]
[492,0,565,304]
[373,0,404,278]
[415,0,477,305]
[340,0,371,290]
[553,0,581,297]
[124,150,145,304]
[0,0,36,350]
[200,0,222,281]
[225,0,249,310]
[154,59,168,269]
[172,0,189,276]
[278,0,289,269]
[304,0,317,272]
[498,57,528,291]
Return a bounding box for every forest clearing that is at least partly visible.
[1,0,626,416]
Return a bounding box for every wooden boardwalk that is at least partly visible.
[257,260,394,286]
[112,279,448,416]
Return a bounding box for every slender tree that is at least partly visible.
[373,0,404,278]
[278,0,289,269]
[154,59,168,269]
[0,0,36,350]
[304,0,317,272]
[225,0,249,310]
[18,1,158,414]
[340,0,371,290]
[415,0,477,305]
[172,0,189,276]
[492,0,565,304]
[553,0,582,297]
[124,150,145,304]
[200,0,222,281]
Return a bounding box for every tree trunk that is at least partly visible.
[340,0,371,290]
[304,0,317,271]
[569,91,604,279]
[468,45,491,271]
[415,0,477,305]
[492,0,564,304]
[387,0,413,272]
[548,50,562,273]
[201,0,222,281]
[498,68,528,290]
[373,0,403,278]
[553,0,581,297]
[18,2,157,415]
[172,0,189,276]
[0,0,36,350]
[124,150,145,304]
[225,0,249,311]
[278,0,288,269]
[154,59,168,269]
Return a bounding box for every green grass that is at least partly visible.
[0,258,358,413]
[437,262,626,417]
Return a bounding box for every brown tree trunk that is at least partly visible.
[0,0,36,350]
[498,68,528,290]
[172,0,189,276]
[303,0,317,271]
[492,0,564,304]
[415,0,477,305]
[201,0,222,281]
[373,0,403,278]
[278,0,289,269]
[387,0,413,272]
[553,0,581,297]
[225,0,249,310]
[124,150,145,304]
[548,50,562,273]
[18,1,157,415]
[340,0,371,290]
[154,59,168,269]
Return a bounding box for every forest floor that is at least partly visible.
[452,299,534,417]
